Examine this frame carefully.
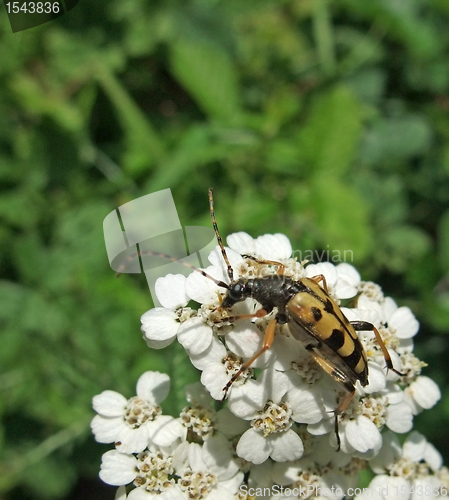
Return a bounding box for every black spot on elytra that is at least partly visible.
[324,299,334,314]
[327,329,345,350]
[311,307,322,321]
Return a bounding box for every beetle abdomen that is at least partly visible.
[286,278,368,387]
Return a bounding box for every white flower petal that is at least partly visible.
[189,334,227,371]
[115,485,127,500]
[321,471,350,500]
[335,263,361,299]
[227,379,267,418]
[268,430,304,462]
[236,428,271,464]
[187,442,207,470]
[403,389,421,415]
[116,424,149,453]
[218,471,245,495]
[258,368,289,403]
[155,274,189,309]
[226,232,256,255]
[208,246,244,276]
[382,382,404,404]
[272,335,303,371]
[226,323,272,367]
[313,434,351,467]
[184,382,213,406]
[177,317,213,355]
[272,461,302,486]
[128,485,184,500]
[408,376,441,410]
[93,390,127,416]
[412,477,442,500]
[91,414,125,443]
[215,408,249,437]
[185,265,225,304]
[424,442,443,472]
[206,487,236,500]
[286,383,326,424]
[136,371,170,405]
[305,262,338,286]
[363,362,387,394]
[388,307,419,338]
[369,475,410,500]
[99,450,137,486]
[396,338,414,354]
[200,363,229,400]
[144,336,176,350]
[344,306,381,329]
[307,417,334,436]
[172,441,190,472]
[369,431,402,474]
[336,263,361,285]
[403,431,427,462]
[385,349,403,383]
[345,415,382,453]
[382,297,398,322]
[357,295,383,324]
[386,402,413,433]
[141,308,178,342]
[255,234,292,260]
[252,460,276,487]
[202,433,239,480]
[334,280,358,300]
[149,415,185,446]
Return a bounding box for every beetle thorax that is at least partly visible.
[222,275,300,320]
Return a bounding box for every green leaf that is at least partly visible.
[23,454,76,499]
[359,115,432,166]
[263,85,303,134]
[147,125,232,191]
[438,209,449,273]
[310,175,372,261]
[10,73,83,133]
[297,85,363,176]
[97,68,165,175]
[169,38,241,123]
[380,225,433,273]
[45,27,125,81]
[266,138,307,174]
[0,188,43,228]
[0,281,27,365]
[344,68,386,103]
[340,0,440,59]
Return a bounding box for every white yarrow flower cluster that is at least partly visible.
[93,232,445,498]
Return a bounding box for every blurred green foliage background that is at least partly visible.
[1,0,449,498]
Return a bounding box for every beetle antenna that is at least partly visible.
[209,188,234,282]
[116,249,229,290]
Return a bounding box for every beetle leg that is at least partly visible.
[306,345,356,451]
[350,321,406,377]
[215,308,268,323]
[309,274,329,293]
[241,254,285,275]
[222,317,276,400]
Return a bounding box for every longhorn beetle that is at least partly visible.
[206,189,405,449]
[119,188,404,449]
